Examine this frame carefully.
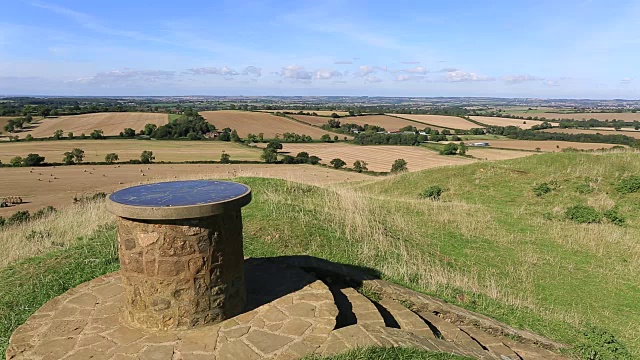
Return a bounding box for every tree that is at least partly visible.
[353,160,368,173]
[64,148,85,165]
[334,135,339,141]
[230,129,241,142]
[266,141,283,152]
[22,153,45,166]
[258,133,264,142]
[390,159,408,173]
[90,129,105,139]
[331,112,340,118]
[261,148,278,163]
[10,156,23,167]
[321,134,332,142]
[80,133,86,139]
[67,132,74,139]
[140,150,155,164]
[105,153,119,164]
[308,156,321,165]
[330,158,346,169]
[144,123,157,136]
[25,134,33,141]
[121,128,136,138]
[53,129,64,140]
[458,142,468,156]
[439,143,458,155]
[220,151,231,164]
[4,121,14,133]
[63,152,75,165]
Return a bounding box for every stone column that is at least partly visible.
[107,180,251,330]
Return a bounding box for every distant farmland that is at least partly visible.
[0,139,261,163]
[470,116,547,129]
[390,114,482,130]
[15,113,168,138]
[504,111,640,122]
[201,110,345,139]
[0,117,18,135]
[278,143,474,172]
[259,110,350,116]
[291,114,445,132]
[542,128,640,139]
[478,139,625,152]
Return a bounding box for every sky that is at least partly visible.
[1,0,639,98]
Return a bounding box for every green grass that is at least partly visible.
[168,114,182,121]
[1,152,638,359]
[304,347,472,360]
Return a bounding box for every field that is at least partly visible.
[279,143,475,172]
[292,114,444,132]
[466,148,536,161]
[503,110,640,122]
[15,112,168,138]
[390,114,482,130]
[477,139,624,152]
[201,110,341,139]
[0,139,261,164]
[0,163,370,216]
[2,152,639,357]
[470,116,547,129]
[259,110,350,116]
[542,128,640,139]
[0,117,18,136]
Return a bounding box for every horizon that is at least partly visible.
[2,0,639,99]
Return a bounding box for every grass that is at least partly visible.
[1,152,638,358]
[304,347,472,359]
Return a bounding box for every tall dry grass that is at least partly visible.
[0,200,112,268]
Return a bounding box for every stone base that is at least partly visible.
[7,257,568,360]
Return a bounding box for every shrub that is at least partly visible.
[281,155,296,164]
[32,206,57,220]
[420,185,444,200]
[23,153,45,167]
[220,151,231,164]
[616,175,640,194]
[8,210,30,225]
[261,148,277,163]
[140,150,155,164]
[10,156,23,167]
[439,143,458,155]
[0,216,5,227]
[575,326,631,360]
[603,209,625,226]
[105,153,119,164]
[390,159,408,173]
[533,182,552,196]
[308,156,321,165]
[565,205,602,224]
[330,158,346,169]
[353,160,368,173]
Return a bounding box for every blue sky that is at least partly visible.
[1,0,639,98]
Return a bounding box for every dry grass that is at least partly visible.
[278,143,475,172]
[201,110,335,139]
[259,110,350,116]
[0,139,261,164]
[390,114,482,130]
[292,114,440,132]
[504,111,640,122]
[470,116,546,129]
[16,113,168,138]
[480,140,624,152]
[466,148,536,161]
[542,128,640,139]
[0,200,112,268]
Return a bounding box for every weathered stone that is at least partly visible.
[245,330,294,355]
[139,345,175,360]
[217,340,260,360]
[138,232,160,247]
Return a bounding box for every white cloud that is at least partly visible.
[444,70,493,82]
[438,67,458,72]
[356,65,388,77]
[186,66,238,76]
[399,66,428,74]
[70,68,175,85]
[242,66,262,77]
[395,75,411,82]
[621,77,633,84]
[364,75,383,83]
[278,65,312,80]
[314,69,342,80]
[395,74,427,82]
[501,74,542,84]
[544,80,559,87]
[334,60,353,64]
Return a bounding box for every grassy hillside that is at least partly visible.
[1,152,638,358]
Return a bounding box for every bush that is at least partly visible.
[140,150,155,164]
[390,158,408,173]
[22,153,45,167]
[615,175,640,194]
[439,143,458,155]
[8,210,30,225]
[575,326,631,360]
[565,205,602,224]
[532,182,552,196]
[420,185,444,200]
[220,151,231,164]
[261,148,278,163]
[603,209,625,226]
[281,155,296,164]
[353,160,368,173]
[330,158,346,169]
[32,206,57,220]
[0,216,5,227]
[308,156,321,165]
[10,156,23,167]
[105,153,119,164]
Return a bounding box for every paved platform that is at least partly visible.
[7,257,568,360]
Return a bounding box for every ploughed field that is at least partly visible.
[14,112,168,138]
[201,110,342,139]
[389,114,482,130]
[291,114,443,132]
[479,139,625,152]
[278,143,475,172]
[470,116,547,129]
[0,163,370,215]
[0,139,261,164]
[542,127,640,139]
